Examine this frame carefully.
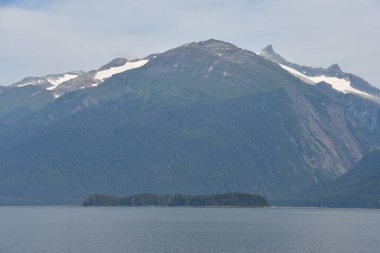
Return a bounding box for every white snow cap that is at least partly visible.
[94,59,149,82]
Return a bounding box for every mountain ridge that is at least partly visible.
[258,44,380,99]
[4,39,380,101]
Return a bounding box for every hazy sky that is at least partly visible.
[1,0,379,87]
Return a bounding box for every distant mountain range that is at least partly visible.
[0,39,379,206]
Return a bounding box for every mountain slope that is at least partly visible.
[0,85,54,130]
[0,39,379,205]
[292,150,380,208]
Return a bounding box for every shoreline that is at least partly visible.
[0,205,380,211]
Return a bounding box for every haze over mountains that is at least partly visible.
[0,39,379,205]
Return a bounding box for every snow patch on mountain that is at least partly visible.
[280,65,315,85]
[47,74,79,90]
[280,64,370,97]
[17,79,44,87]
[94,59,149,82]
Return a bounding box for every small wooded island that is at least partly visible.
[82,193,269,207]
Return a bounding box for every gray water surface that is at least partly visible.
[0,207,379,253]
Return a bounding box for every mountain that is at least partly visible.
[0,39,379,205]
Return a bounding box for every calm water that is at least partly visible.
[0,207,380,253]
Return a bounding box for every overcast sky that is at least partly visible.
[1,0,379,87]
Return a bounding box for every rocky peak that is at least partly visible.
[98,58,129,71]
[261,45,275,54]
[258,44,289,66]
[327,63,342,72]
[197,39,239,50]
[179,39,241,55]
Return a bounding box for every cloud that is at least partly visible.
[0,0,379,87]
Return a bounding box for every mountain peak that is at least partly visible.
[98,58,129,71]
[327,63,341,72]
[198,38,235,46]
[258,45,280,58]
[257,44,290,66]
[180,39,240,53]
[262,45,275,54]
